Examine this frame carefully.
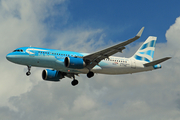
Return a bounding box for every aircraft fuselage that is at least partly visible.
[6,47,154,75]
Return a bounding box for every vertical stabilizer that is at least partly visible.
[132,36,157,62]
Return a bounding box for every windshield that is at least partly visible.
[13,49,23,52]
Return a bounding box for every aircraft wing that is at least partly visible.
[83,27,144,70]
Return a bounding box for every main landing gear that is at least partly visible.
[87,71,94,78]
[26,65,31,76]
[71,71,94,86]
[71,75,79,86]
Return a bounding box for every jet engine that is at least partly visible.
[64,57,86,69]
[42,69,64,81]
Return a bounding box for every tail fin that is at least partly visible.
[131,36,157,63]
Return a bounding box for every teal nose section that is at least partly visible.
[6,53,16,62]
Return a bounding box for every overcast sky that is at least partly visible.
[1,0,180,120]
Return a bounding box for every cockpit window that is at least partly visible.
[13,49,24,52]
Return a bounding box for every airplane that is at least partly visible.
[6,27,171,86]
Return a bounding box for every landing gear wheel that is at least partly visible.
[71,79,79,86]
[26,65,31,76]
[26,72,31,76]
[87,71,94,78]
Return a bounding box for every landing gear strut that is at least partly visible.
[87,71,94,78]
[26,65,31,76]
[71,75,79,86]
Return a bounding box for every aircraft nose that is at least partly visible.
[6,53,15,61]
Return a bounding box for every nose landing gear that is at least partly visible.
[26,65,31,76]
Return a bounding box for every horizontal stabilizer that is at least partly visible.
[144,57,171,67]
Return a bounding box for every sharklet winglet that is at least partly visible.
[136,27,144,38]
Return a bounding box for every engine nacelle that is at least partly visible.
[42,69,64,81]
[64,57,86,69]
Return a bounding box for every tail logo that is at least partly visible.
[133,36,157,62]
